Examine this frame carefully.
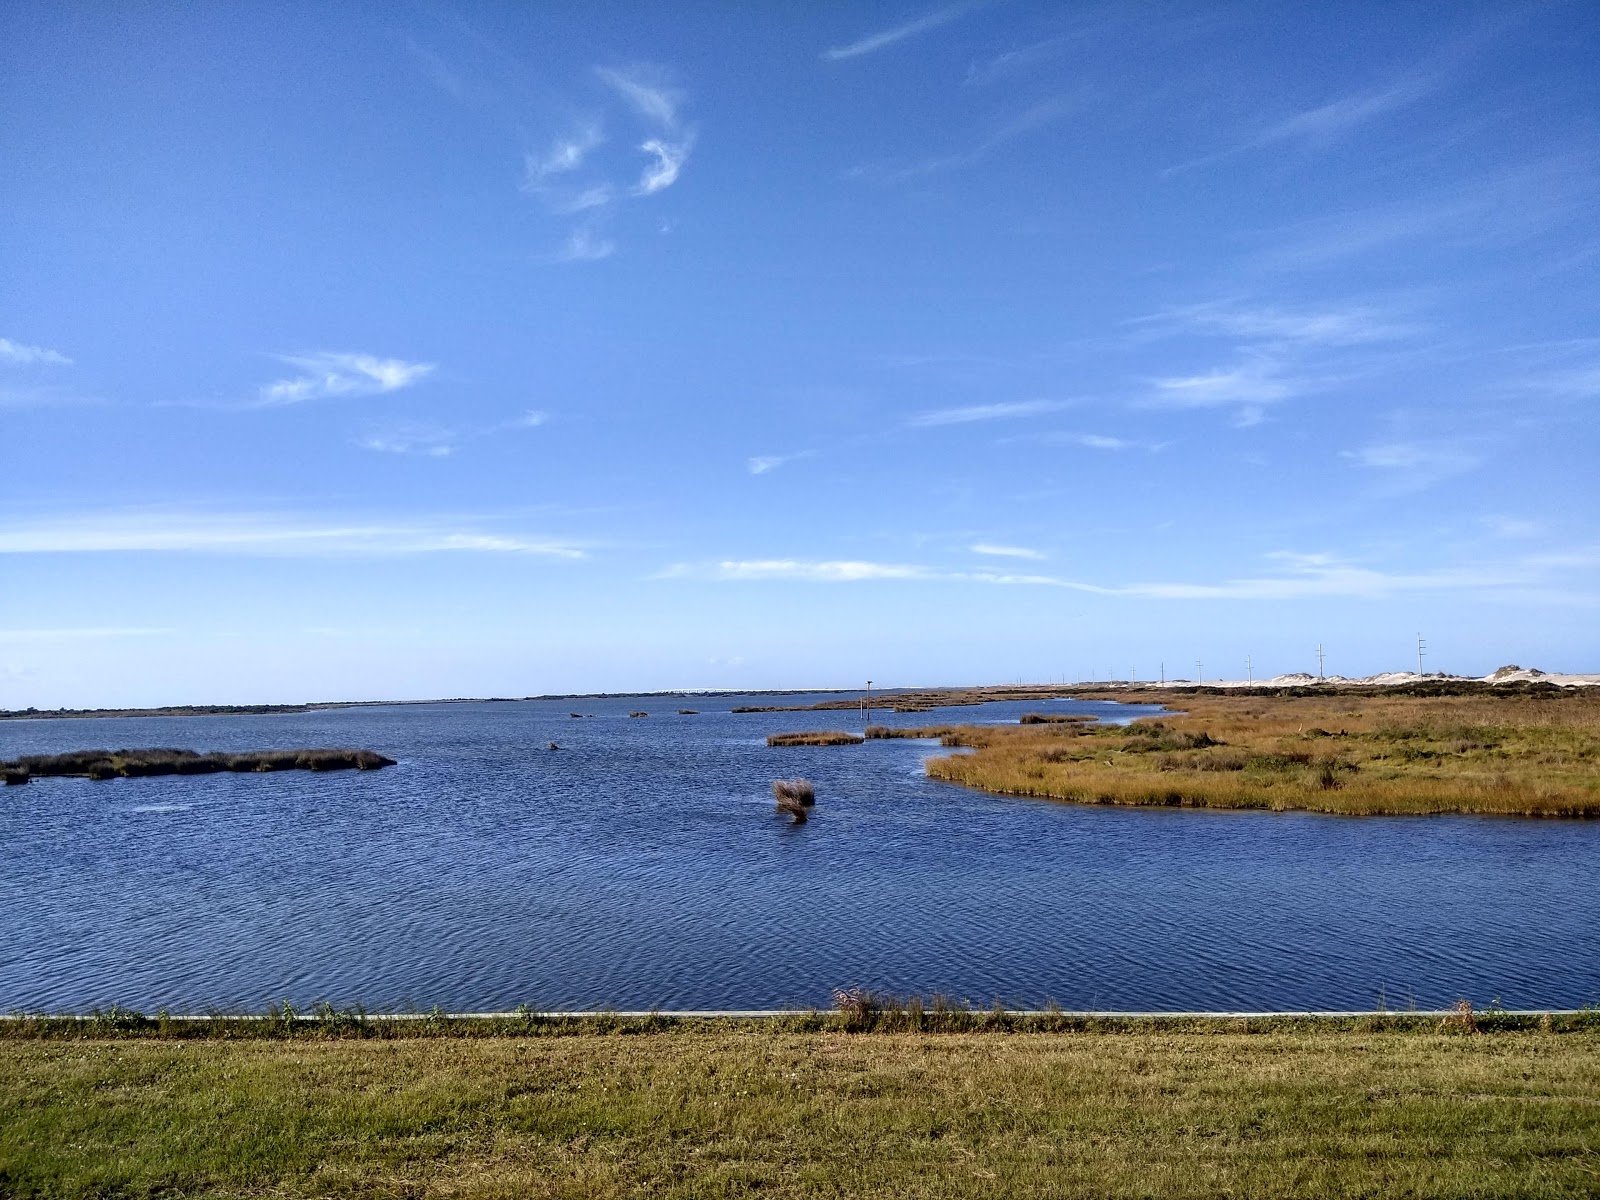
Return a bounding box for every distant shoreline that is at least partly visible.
[0,689,868,722]
[3,670,1595,722]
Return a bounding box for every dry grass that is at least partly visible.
[3,1025,1598,1198]
[773,777,815,822]
[865,725,961,740]
[766,730,864,747]
[923,689,1600,817]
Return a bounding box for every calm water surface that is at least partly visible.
[1,694,1596,1012]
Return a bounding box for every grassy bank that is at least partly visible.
[766,731,864,747]
[1,747,395,784]
[3,1021,1597,1198]
[923,689,1600,817]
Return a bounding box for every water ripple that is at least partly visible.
[2,695,1598,1011]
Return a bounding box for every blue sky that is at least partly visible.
[3,2,1598,707]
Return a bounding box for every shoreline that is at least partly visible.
[6,668,1597,722]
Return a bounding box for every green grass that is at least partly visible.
[3,1020,1598,1198]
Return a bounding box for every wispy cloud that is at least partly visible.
[971,543,1045,560]
[356,409,550,457]
[1164,69,1442,176]
[523,124,614,215]
[530,65,694,260]
[596,66,683,129]
[1139,300,1414,347]
[1341,441,1481,491]
[856,96,1079,183]
[597,65,695,198]
[525,122,606,184]
[404,37,471,103]
[1483,515,1543,539]
[964,38,1066,87]
[0,383,104,409]
[999,430,1170,453]
[636,136,694,195]
[909,399,1071,427]
[1027,432,1146,451]
[256,352,434,408]
[0,337,72,367]
[663,545,1590,602]
[824,3,974,61]
[356,422,458,458]
[1072,433,1134,450]
[554,228,616,262]
[1253,156,1599,270]
[747,451,814,475]
[1120,552,1519,601]
[709,559,932,582]
[1525,362,1600,401]
[1258,76,1439,148]
[1344,442,1475,471]
[660,558,1103,590]
[1144,358,1295,424]
[0,511,584,558]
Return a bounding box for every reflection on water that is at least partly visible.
[1,694,1596,1012]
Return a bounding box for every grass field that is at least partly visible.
[920,687,1600,817]
[3,1020,1597,1198]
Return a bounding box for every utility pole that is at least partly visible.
[865,679,872,725]
[1160,662,1165,684]
[1246,654,1253,684]
[1417,634,1426,676]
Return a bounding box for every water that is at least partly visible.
[1,694,1596,1013]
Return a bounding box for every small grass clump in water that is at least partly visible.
[0,747,395,784]
[773,777,814,822]
[921,689,1600,817]
[765,730,864,746]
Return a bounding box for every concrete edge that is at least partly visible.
[2,1009,1591,1021]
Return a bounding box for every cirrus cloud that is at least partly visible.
[256,352,434,408]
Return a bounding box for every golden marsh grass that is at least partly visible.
[766,730,864,746]
[923,689,1600,817]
